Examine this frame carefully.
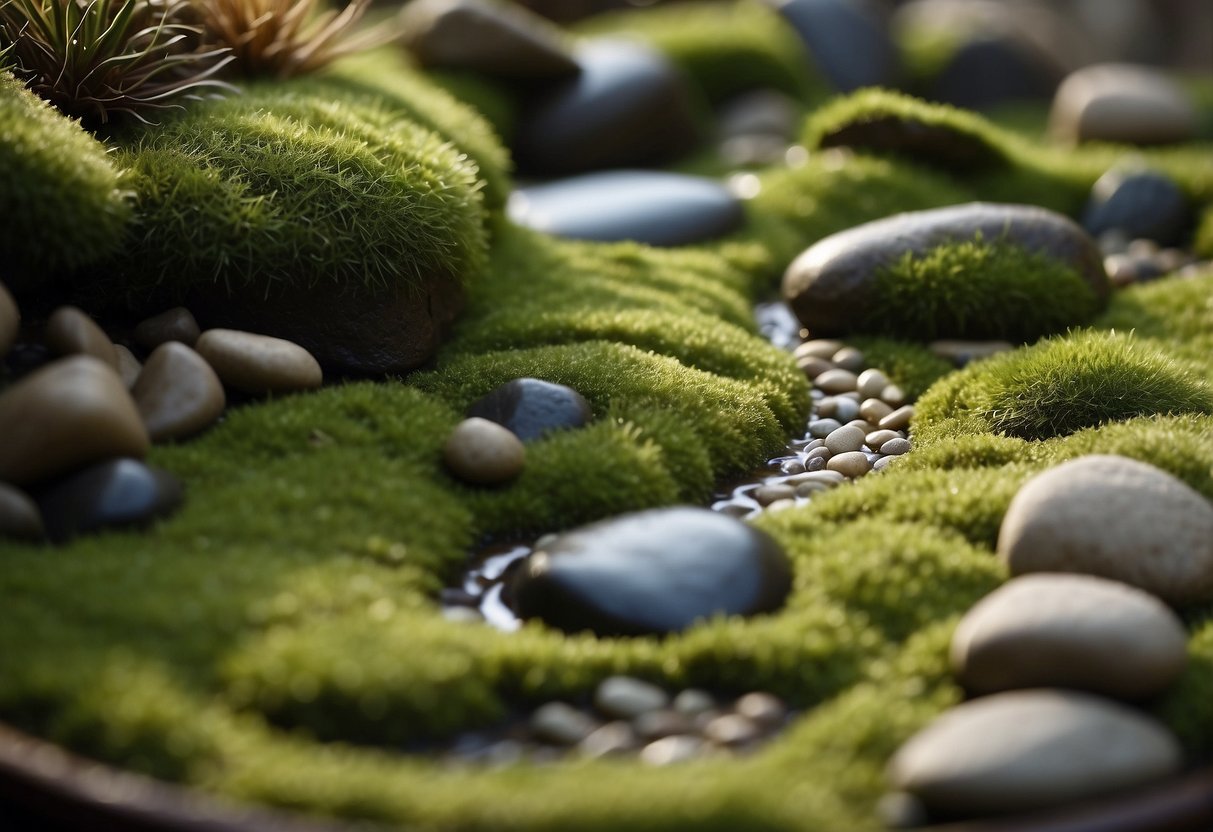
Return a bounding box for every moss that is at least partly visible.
[913,330,1213,444]
[96,89,488,307]
[1195,204,1213,258]
[423,68,519,143]
[1157,617,1213,759]
[0,70,129,292]
[860,238,1103,342]
[575,0,824,105]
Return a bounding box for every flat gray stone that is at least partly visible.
[951,573,1188,700]
[998,455,1213,605]
[889,689,1182,815]
[508,171,744,247]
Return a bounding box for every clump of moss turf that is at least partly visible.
[0,70,129,292]
[914,330,1213,444]
[862,237,1104,342]
[575,0,825,105]
[1195,204,1213,259]
[97,89,488,307]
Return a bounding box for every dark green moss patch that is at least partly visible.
[914,330,1213,444]
[0,71,129,292]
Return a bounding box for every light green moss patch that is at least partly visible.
[1195,205,1213,258]
[913,330,1213,444]
[575,0,824,105]
[0,70,129,291]
[97,90,488,307]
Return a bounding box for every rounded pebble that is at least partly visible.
[797,356,835,380]
[824,425,865,455]
[530,702,599,746]
[808,418,842,438]
[754,484,796,506]
[856,368,889,399]
[113,345,142,389]
[132,342,226,442]
[832,397,860,422]
[133,307,201,349]
[640,735,704,766]
[860,397,894,423]
[703,714,760,747]
[795,339,843,360]
[830,346,865,373]
[880,438,911,456]
[672,689,716,717]
[735,692,786,727]
[878,405,914,431]
[595,676,670,719]
[44,306,117,370]
[881,384,907,407]
[814,368,858,394]
[443,418,526,486]
[865,429,900,449]
[633,709,692,741]
[195,329,322,394]
[578,721,638,758]
[827,451,870,478]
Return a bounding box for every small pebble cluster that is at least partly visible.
[883,455,1210,825]
[0,286,322,543]
[442,676,791,767]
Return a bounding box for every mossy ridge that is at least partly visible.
[99,90,487,307]
[574,0,825,105]
[913,330,1213,445]
[0,70,129,292]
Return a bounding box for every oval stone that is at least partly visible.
[508,171,744,247]
[44,306,117,370]
[133,306,201,350]
[506,507,792,636]
[998,455,1213,605]
[888,689,1182,816]
[1049,63,1197,145]
[132,342,227,442]
[952,573,1188,700]
[513,39,700,176]
[782,203,1109,338]
[0,357,149,486]
[1082,168,1190,247]
[113,345,142,389]
[195,329,322,395]
[467,378,592,441]
[443,417,526,485]
[0,482,43,541]
[775,0,901,93]
[35,458,184,543]
[0,281,17,361]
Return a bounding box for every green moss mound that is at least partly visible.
[1196,204,1213,258]
[576,0,824,104]
[914,330,1213,444]
[0,71,129,291]
[98,90,488,307]
[863,238,1103,342]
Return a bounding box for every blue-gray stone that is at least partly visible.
[508,171,745,247]
[1082,168,1190,247]
[775,0,900,92]
[467,378,592,442]
[506,507,793,636]
[512,39,700,176]
[36,458,183,543]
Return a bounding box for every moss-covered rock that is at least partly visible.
[0,71,129,293]
[914,330,1213,444]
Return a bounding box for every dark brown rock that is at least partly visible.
[132,342,226,442]
[782,203,1109,337]
[133,306,201,350]
[400,0,579,79]
[0,282,17,361]
[513,39,701,176]
[44,306,117,370]
[186,273,463,377]
[0,357,149,486]
[0,482,43,541]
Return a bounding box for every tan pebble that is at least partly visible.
[824,425,865,454]
[1050,63,1197,145]
[797,355,835,379]
[846,419,879,434]
[787,470,846,486]
[873,455,898,472]
[132,342,226,442]
[865,429,900,449]
[856,368,889,399]
[754,483,796,506]
[735,692,786,726]
[804,438,826,451]
[805,446,831,462]
[0,481,43,540]
[530,702,598,746]
[794,339,843,361]
[827,451,870,478]
[880,438,911,456]
[881,384,907,407]
[795,481,830,497]
[133,307,201,349]
[815,396,838,418]
[766,498,797,512]
[443,417,526,485]
[0,282,17,360]
[195,329,322,394]
[704,714,760,747]
[860,397,894,423]
[44,306,117,370]
[578,721,638,758]
[0,356,149,485]
[814,368,857,394]
[634,709,693,741]
[830,346,865,373]
[113,344,142,389]
[879,405,914,431]
[640,735,704,766]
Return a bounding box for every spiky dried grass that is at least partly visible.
[0,0,234,125]
[195,0,397,79]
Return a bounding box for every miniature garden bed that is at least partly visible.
[4,0,1213,829]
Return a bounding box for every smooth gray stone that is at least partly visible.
[1082,168,1190,247]
[782,202,1109,337]
[506,507,792,636]
[930,35,1063,111]
[467,377,592,442]
[508,171,745,247]
[774,0,900,92]
[513,39,700,176]
[35,458,183,543]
